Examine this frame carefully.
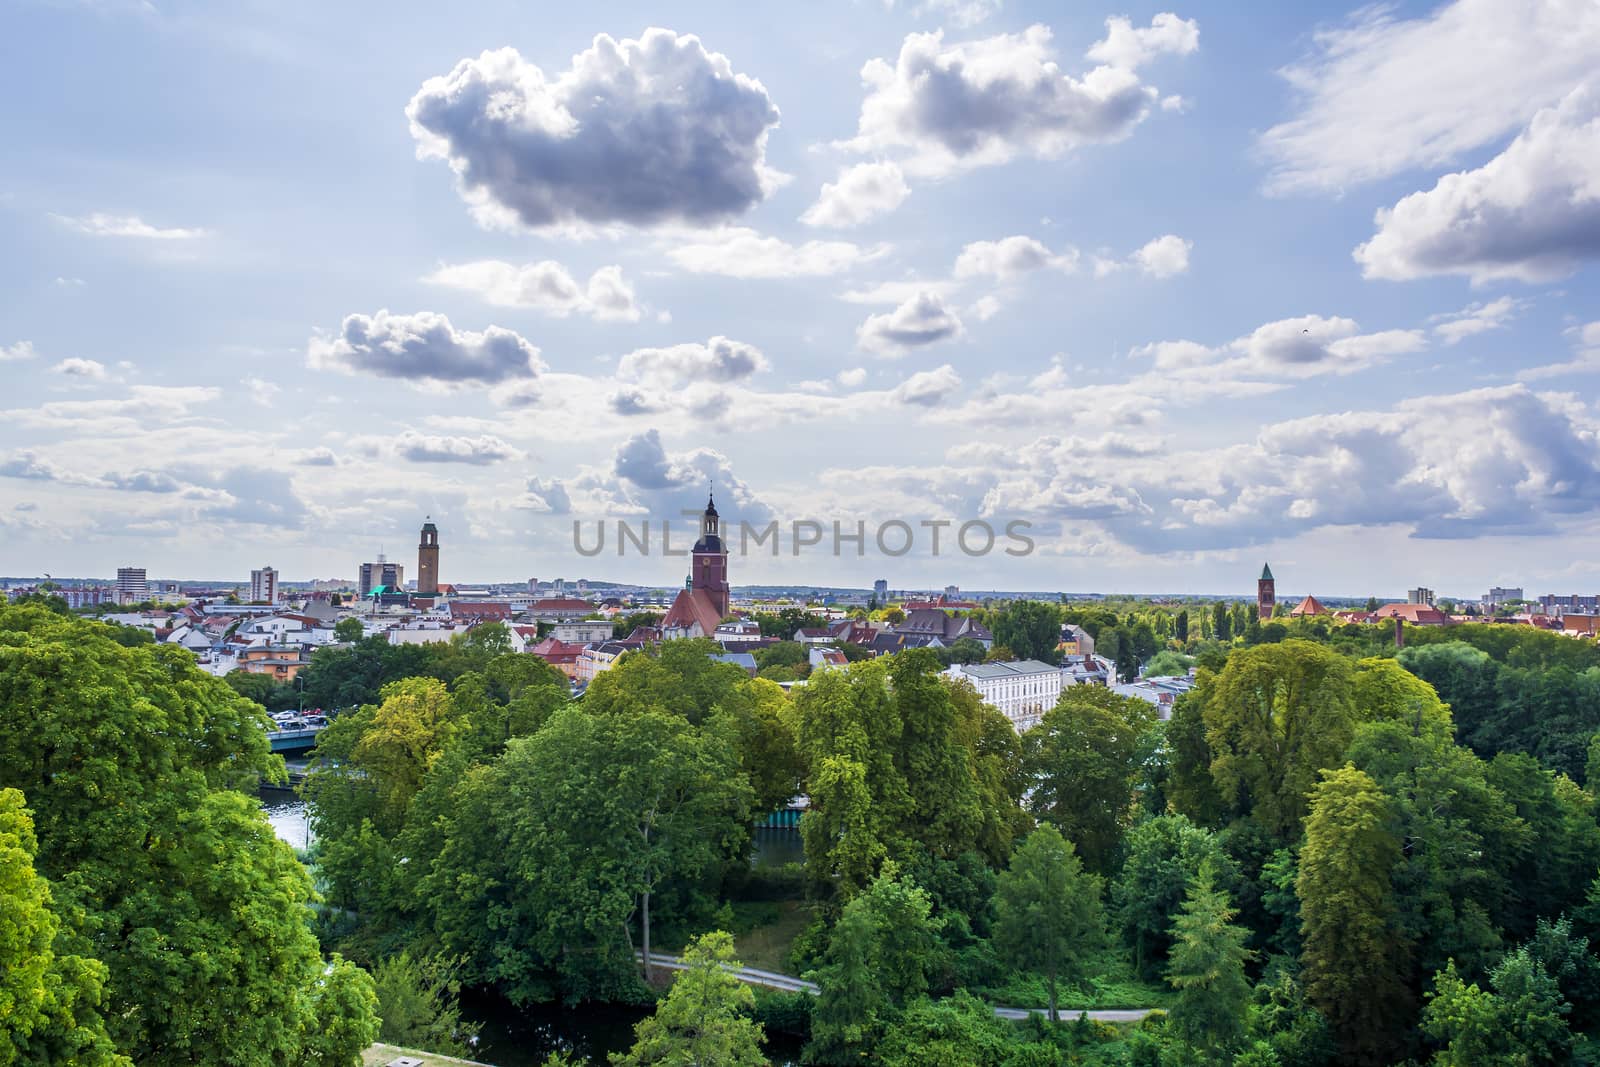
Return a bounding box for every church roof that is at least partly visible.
[662,587,723,637]
[1289,595,1330,616]
[1260,563,1274,581]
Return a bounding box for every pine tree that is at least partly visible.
[1165,861,1253,1057]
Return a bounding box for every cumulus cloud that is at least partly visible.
[666,228,887,277]
[617,336,769,387]
[520,476,571,514]
[0,451,64,481]
[2,386,220,431]
[838,367,869,387]
[1085,13,1200,70]
[1520,320,1600,380]
[953,235,1075,279]
[202,466,309,527]
[51,212,207,239]
[1,341,36,362]
[1130,234,1192,277]
[51,358,107,379]
[844,21,1193,177]
[372,430,523,465]
[857,292,965,355]
[590,428,772,524]
[1138,314,1426,378]
[423,260,641,321]
[407,31,782,230]
[307,310,543,387]
[891,364,962,406]
[1259,0,1600,194]
[801,161,911,228]
[1430,297,1525,345]
[1354,86,1600,284]
[885,0,1003,29]
[294,447,340,467]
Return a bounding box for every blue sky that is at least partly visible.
[3,0,1599,597]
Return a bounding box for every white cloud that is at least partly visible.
[407,31,783,230]
[241,376,281,405]
[617,337,770,387]
[839,278,961,305]
[844,23,1188,177]
[1259,0,1600,194]
[51,358,107,379]
[1354,86,1600,284]
[838,367,868,387]
[1519,321,1600,379]
[1130,234,1192,278]
[1,341,38,362]
[890,364,963,406]
[1430,297,1525,345]
[307,310,544,387]
[667,228,887,277]
[2,386,220,430]
[360,430,523,466]
[953,235,1076,279]
[857,292,965,355]
[1138,314,1426,378]
[801,161,911,228]
[1085,13,1200,71]
[51,212,206,239]
[423,260,642,321]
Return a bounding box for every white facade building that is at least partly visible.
[944,659,1062,732]
[250,565,279,604]
[116,566,148,604]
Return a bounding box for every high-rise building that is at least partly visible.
[358,557,404,597]
[944,584,961,598]
[1257,563,1275,619]
[528,577,539,593]
[250,565,279,604]
[1483,586,1523,612]
[874,578,889,603]
[116,567,148,605]
[417,518,440,595]
[1408,587,1435,607]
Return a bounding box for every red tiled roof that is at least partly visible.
[1289,595,1330,616]
[531,597,595,612]
[1373,603,1450,625]
[662,588,723,636]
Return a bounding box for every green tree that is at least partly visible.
[334,617,364,642]
[0,606,380,1065]
[1212,602,1231,643]
[992,600,1061,663]
[993,825,1107,1022]
[807,865,944,1063]
[1298,765,1410,1065]
[1024,687,1156,874]
[1422,955,1572,1067]
[297,956,380,1067]
[1201,640,1361,838]
[1176,609,1190,643]
[1145,649,1193,678]
[612,931,766,1067]
[875,991,1012,1067]
[1166,862,1253,1058]
[1113,815,1231,981]
[372,952,479,1057]
[0,789,126,1066]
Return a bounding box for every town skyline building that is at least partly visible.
[417,518,440,596]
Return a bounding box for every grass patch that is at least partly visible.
[977,956,1172,1011]
[361,1042,491,1066]
[732,900,814,975]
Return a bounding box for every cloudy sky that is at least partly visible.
[3,0,1600,596]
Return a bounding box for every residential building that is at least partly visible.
[710,651,758,676]
[896,608,993,647]
[1374,603,1450,626]
[945,659,1062,732]
[577,640,630,682]
[552,620,614,644]
[445,601,513,623]
[1540,594,1600,616]
[417,518,440,595]
[1483,586,1524,612]
[116,566,148,604]
[249,565,279,604]
[1058,623,1095,657]
[1408,587,1436,607]
[873,578,888,602]
[358,558,404,597]
[809,647,849,671]
[527,636,586,679]
[1113,676,1195,719]
[234,643,312,682]
[714,619,763,644]
[529,597,597,621]
[1562,614,1600,637]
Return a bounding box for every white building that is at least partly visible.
[1112,676,1195,720]
[116,566,149,604]
[551,620,614,644]
[250,565,279,604]
[944,659,1062,732]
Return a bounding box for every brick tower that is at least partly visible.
[1258,563,1275,620]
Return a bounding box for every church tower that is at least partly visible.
[418,518,440,595]
[691,492,729,617]
[1257,562,1275,620]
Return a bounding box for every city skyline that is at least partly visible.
[3,1,1600,593]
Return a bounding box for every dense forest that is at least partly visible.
[7,598,1600,1065]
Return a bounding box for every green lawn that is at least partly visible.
[362,1042,492,1067]
[732,900,815,974]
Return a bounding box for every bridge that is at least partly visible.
[638,951,1155,1023]
[267,725,327,755]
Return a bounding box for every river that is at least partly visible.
[259,786,806,1065]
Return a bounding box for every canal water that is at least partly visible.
[259,787,806,1065]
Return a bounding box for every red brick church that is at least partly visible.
[661,492,731,639]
